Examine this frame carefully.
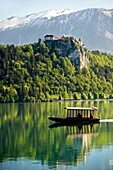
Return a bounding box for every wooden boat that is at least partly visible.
[48,106,100,124]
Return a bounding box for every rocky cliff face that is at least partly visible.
[44,38,89,69]
[68,46,89,69]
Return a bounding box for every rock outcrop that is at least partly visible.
[44,37,89,69]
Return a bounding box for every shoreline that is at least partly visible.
[1,98,113,104]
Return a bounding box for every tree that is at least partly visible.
[99,93,106,99]
[93,92,99,99]
[62,91,68,100]
[39,92,45,101]
[45,92,50,101]
[88,92,93,99]
[73,93,79,100]
[109,94,113,99]
[81,93,87,100]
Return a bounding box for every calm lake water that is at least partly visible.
[0,100,113,170]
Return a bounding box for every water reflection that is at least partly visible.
[0,100,113,170]
[49,123,100,166]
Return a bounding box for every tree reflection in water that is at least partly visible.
[0,101,113,170]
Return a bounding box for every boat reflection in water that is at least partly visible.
[49,122,100,167]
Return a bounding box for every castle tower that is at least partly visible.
[78,38,82,45]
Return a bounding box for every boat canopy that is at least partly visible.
[65,106,98,111]
[65,106,98,118]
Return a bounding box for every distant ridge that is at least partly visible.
[0,8,113,53]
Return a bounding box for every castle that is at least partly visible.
[44,35,82,46]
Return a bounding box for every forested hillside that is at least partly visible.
[0,37,113,103]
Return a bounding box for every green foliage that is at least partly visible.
[81,93,87,100]
[88,92,93,99]
[45,92,50,101]
[73,93,79,100]
[99,93,106,99]
[109,94,113,99]
[62,91,68,100]
[39,92,45,101]
[0,37,113,102]
[93,92,99,99]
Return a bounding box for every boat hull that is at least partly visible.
[48,116,100,124]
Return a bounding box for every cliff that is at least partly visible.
[44,37,89,69]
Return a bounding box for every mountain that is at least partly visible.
[0,8,113,53]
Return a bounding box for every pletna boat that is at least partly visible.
[48,106,100,124]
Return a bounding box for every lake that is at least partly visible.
[0,100,113,170]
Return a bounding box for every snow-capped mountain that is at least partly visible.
[0,9,73,30]
[0,8,113,53]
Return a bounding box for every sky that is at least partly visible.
[0,0,113,20]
